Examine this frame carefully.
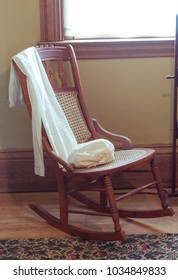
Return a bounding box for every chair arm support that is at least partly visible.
[92,118,134,149]
[42,136,74,172]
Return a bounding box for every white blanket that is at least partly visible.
[9,47,114,175]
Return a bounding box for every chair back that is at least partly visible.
[36,45,97,144]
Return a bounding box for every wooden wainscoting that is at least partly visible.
[0,149,57,193]
[0,144,175,193]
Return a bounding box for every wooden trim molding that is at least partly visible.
[39,0,174,59]
[40,0,63,41]
[0,145,175,193]
[39,39,175,59]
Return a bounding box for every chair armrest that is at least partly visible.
[42,136,74,172]
[92,118,134,149]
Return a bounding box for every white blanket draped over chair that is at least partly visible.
[9,47,114,176]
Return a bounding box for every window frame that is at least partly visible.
[39,0,174,59]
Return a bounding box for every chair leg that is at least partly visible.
[103,175,125,234]
[29,173,127,241]
[29,162,126,240]
[56,172,69,224]
[150,158,172,210]
[99,178,108,207]
[115,158,174,218]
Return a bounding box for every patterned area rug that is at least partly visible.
[0,233,178,260]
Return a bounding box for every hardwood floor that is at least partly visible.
[0,191,178,240]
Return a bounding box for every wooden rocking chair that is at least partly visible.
[12,44,174,241]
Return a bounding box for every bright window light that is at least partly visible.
[64,0,178,38]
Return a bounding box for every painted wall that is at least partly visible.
[0,0,40,149]
[79,57,174,145]
[0,0,174,152]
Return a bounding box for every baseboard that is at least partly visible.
[0,149,57,193]
[0,144,175,193]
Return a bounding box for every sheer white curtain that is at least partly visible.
[64,0,178,38]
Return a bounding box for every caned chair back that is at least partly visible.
[37,45,97,143]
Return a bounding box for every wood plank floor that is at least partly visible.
[0,191,178,240]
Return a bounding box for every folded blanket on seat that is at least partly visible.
[69,139,115,168]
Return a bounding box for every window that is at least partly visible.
[40,0,176,59]
[64,0,177,39]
